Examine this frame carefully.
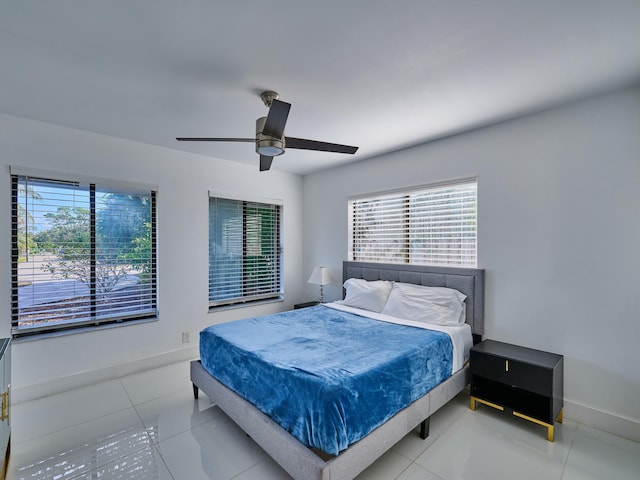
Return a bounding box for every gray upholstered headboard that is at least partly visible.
[343,261,485,337]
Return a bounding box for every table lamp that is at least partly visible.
[308,266,332,303]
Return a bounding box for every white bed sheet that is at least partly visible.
[324,302,473,373]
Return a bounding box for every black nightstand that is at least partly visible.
[294,301,319,309]
[470,339,564,441]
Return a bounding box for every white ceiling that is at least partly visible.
[2,1,640,175]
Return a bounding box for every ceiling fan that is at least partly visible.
[176,91,359,171]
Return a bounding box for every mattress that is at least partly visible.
[199,304,464,455]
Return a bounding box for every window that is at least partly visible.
[349,180,477,266]
[209,194,282,308]
[11,170,157,338]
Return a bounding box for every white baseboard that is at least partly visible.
[565,399,640,443]
[12,345,199,404]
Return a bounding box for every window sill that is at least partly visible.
[12,316,159,343]
[208,296,284,313]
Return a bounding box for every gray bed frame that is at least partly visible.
[190,261,485,480]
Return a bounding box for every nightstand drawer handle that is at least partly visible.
[505,360,509,372]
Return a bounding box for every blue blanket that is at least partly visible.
[200,305,452,455]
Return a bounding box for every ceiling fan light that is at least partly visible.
[256,139,284,156]
[256,116,285,156]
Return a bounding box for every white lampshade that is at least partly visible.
[308,267,332,303]
[308,266,332,286]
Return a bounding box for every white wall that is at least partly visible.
[303,86,640,440]
[0,113,305,400]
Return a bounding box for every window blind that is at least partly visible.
[349,180,477,266]
[209,196,282,307]
[11,174,157,337]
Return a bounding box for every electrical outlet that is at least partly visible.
[181,331,190,344]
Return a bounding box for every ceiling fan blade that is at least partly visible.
[262,100,291,138]
[176,137,254,142]
[285,137,359,154]
[260,155,274,171]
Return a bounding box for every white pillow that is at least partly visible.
[381,282,467,325]
[338,278,393,312]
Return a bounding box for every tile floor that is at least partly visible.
[6,360,640,480]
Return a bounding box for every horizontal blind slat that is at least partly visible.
[209,197,282,308]
[349,180,477,267]
[12,174,157,335]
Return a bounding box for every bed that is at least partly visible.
[191,261,485,479]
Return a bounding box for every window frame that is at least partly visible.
[208,192,283,309]
[10,167,158,339]
[348,178,478,267]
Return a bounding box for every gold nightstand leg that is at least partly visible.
[513,411,556,442]
[470,396,505,411]
[557,408,563,424]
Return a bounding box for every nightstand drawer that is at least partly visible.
[470,351,554,397]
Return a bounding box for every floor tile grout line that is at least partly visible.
[573,422,640,452]
[10,381,158,479]
[11,377,137,446]
[11,404,137,448]
[57,437,176,480]
[133,397,224,448]
[152,442,177,480]
[558,424,579,480]
[23,387,178,480]
[12,361,192,446]
[118,369,195,408]
[390,401,469,462]
[423,463,447,480]
[11,422,161,480]
[393,461,415,480]
[126,378,159,449]
[229,457,270,480]
[396,411,469,480]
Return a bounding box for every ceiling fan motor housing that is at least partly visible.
[255,116,285,156]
